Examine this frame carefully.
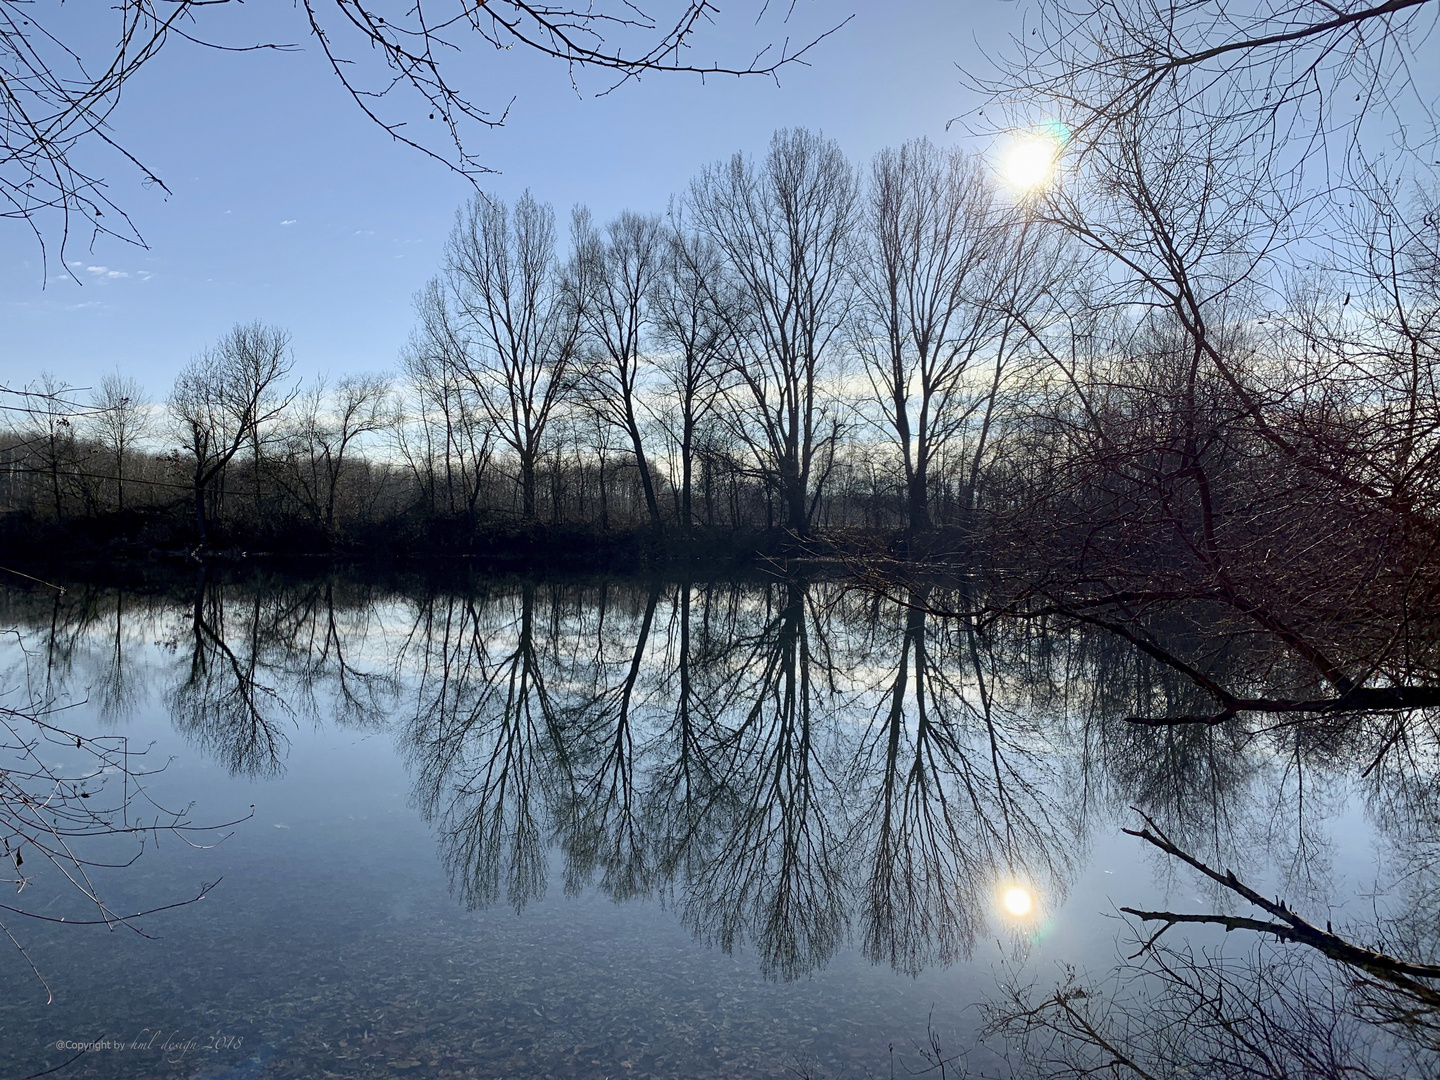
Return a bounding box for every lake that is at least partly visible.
[0,570,1430,1078]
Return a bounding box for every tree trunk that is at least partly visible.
[907,465,931,535]
[193,473,209,546]
[520,452,537,519]
[703,453,715,528]
[783,466,808,538]
[626,414,662,528]
[598,454,609,530]
[680,416,694,532]
[49,437,63,522]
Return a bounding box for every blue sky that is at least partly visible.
[4,2,1023,398]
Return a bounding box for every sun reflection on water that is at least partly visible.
[1002,886,1034,917]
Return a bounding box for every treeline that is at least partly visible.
[2,125,1437,588]
[0,130,1058,559]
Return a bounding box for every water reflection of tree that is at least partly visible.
[0,576,381,752]
[12,566,1440,1048]
[401,583,572,912]
[155,571,399,776]
[0,583,254,1001]
[970,612,1440,1077]
[403,577,1081,980]
[680,579,850,980]
[644,583,725,887]
[1065,622,1262,867]
[985,815,1440,1079]
[258,576,398,730]
[93,590,141,723]
[168,567,293,777]
[561,583,660,901]
[856,589,1071,976]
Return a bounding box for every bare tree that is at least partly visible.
[854,139,1046,536]
[399,300,494,524]
[651,222,733,532]
[21,373,85,521]
[89,371,152,512]
[169,322,296,546]
[425,191,582,520]
[573,207,666,527]
[1279,179,1440,537]
[689,128,859,538]
[284,373,392,537]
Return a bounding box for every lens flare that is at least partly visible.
[1002,887,1033,917]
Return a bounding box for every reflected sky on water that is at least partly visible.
[0,572,1431,1078]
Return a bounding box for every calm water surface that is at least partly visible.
[0,573,1416,1078]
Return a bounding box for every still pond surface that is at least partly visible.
[0,573,1427,1078]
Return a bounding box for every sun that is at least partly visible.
[998,122,1069,192]
[1000,134,1061,191]
[1002,886,1034,917]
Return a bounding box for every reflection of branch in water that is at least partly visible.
[859,591,1071,975]
[401,578,1088,981]
[1121,811,1440,1013]
[167,568,290,778]
[259,578,398,730]
[93,591,140,723]
[561,584,660,902]
[894,578,1440,745]
[646,584,728,885]
[987,949,1384,1080]
[405,584,570,913]
[682,580,848,981]
[984,813,1440,1078]
[1090,713,1257,862]
[1,640,247,1002]
[973,606,1265,874]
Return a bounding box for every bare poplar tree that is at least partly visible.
[429,192,581,520]
[688,128,859,538]
[169,322,296,545]
[853,140,1018,535]
[399,288,494,523]
[90,371,151,512]
[573,208,666,527]
[651,222,733,531]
